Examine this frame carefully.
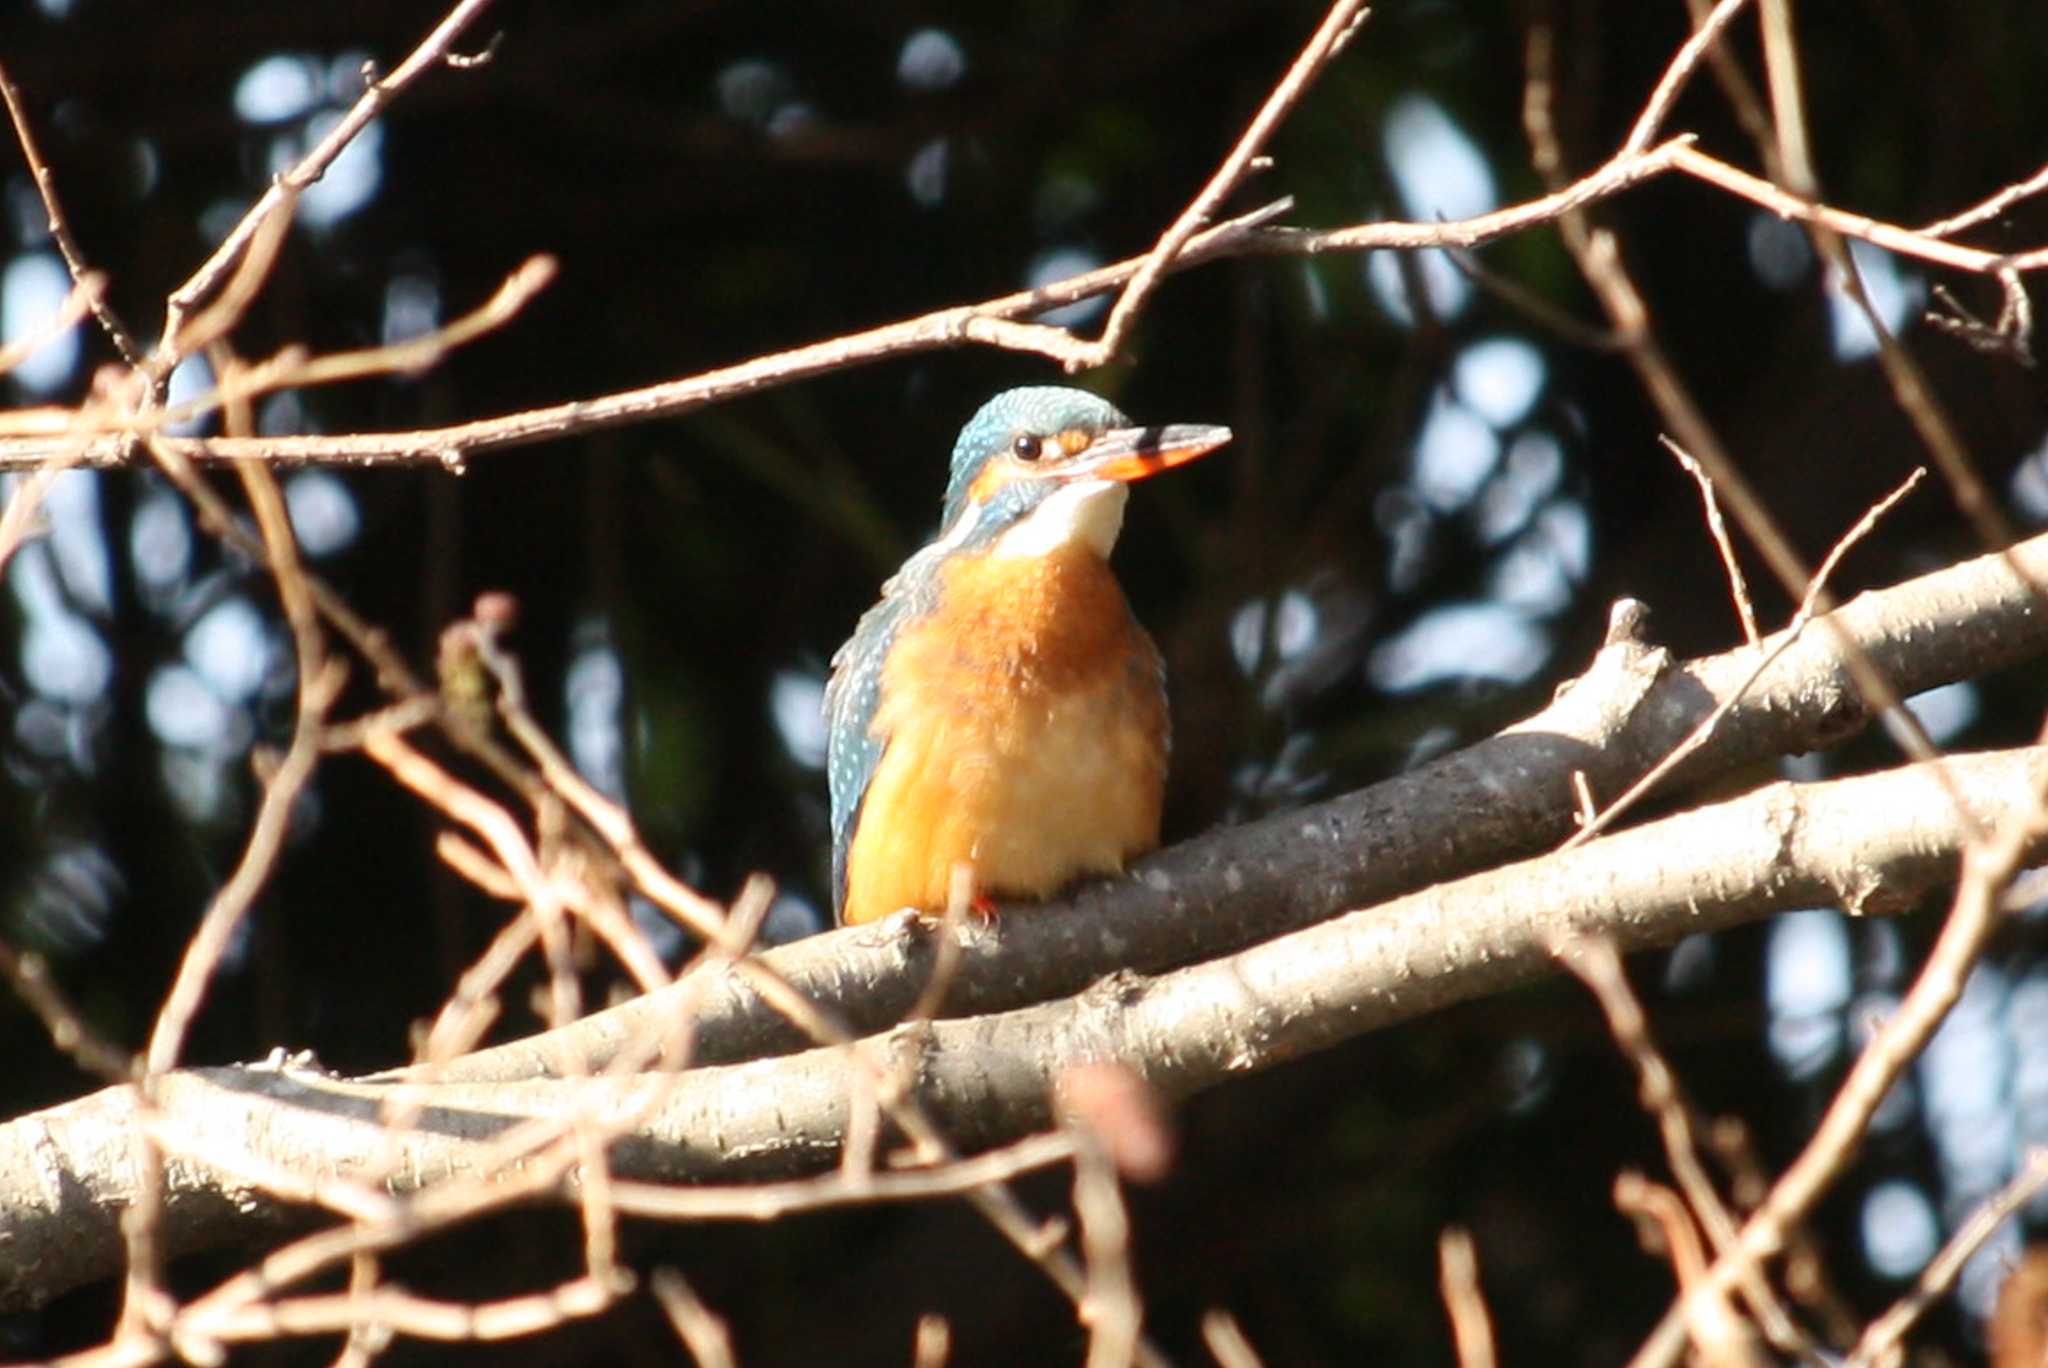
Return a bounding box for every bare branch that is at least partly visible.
[0,941,132,1084]
[1557,937,1808,1356]
[434,532,2048,1082]
[1921,161,2048,239]
[1076,0,1370,370]
[1848,1147,2048,1367]
[0,66,144,364]
[153,0,500,376]
[1621,0,1757,155]
[1662,434,1759,647]
[6,746,2045,1313]
[0,269,104,377]
[1073,1131,1143,1368]
[651,1269,736,1368]
[1438,1229,1497,1368]
[1631,760,2048,1366]
[1203,1315,1265,1368]
[1562,466,1927,851]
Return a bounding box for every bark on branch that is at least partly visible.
[2,748,2042,1311]
[434,530,2048,1082]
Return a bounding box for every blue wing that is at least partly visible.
[823,544,946,921]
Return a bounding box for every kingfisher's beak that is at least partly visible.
[1059,423,1232,483]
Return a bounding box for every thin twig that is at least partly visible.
[152,0,500,377]
[0,65,145,364]
[1072,1135,1143,1368]
[1617,1175,1764,1367]
[157,256,557,447]
[912,1315,952,1368]
[1562,467,1927,851]
[1847,1146,2048,1367]
[650,1269,735,1368]
[332,1249,388,1368]
[166,199,299,365]
[1621,0,1758,156]
[1662,435,1758,646]
[1444,243,1621,349]
[1680,0,1777,158]
[478,643,732,945]
[1437,1228,1497,1368]
[1704,1118,1860,1348]
[1631,762,2048,1366]
[0,269,104,376]
[1202,1310,1266,1368]
[142,463,343,1075]
[906,862,974,1023]
[1925,277,2035,367]
[0,375,106,637]
[1668,145,2048,276]
[1921,160,2048,239]
[362,732,580,1017]
[173,1273,626,1349]
[0,940,133,1082]
[1077,0,1370,370]
[1557,936,1808,1356]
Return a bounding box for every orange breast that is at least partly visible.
[840,544,1168,926]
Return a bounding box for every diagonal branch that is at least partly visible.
[151,0,500,378]
[425,530,2048,1082]
[1067,0,1370,370]
[3,747,2044,1314]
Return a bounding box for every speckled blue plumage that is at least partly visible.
[939,387,1130,531]
[825,386,1130,920]
[824,541,937,917]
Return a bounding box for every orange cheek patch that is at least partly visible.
[967,461,1013,506]
[1058,429,1091,456]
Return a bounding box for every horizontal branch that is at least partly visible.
[3,747,2041,1311]
[435,529,2048,1082]
[0,199,1295,472]
[0,138,1705,472]
[10,120,2041,477]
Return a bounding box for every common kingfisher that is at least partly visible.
[826,386,1231,926]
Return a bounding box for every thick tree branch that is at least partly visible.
[430,530,2048,1082]
[2,748,2041,1312]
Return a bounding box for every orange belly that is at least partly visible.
[840,545,1167,926]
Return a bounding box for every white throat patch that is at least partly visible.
[990,480,1129,559]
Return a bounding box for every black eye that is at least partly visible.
[1012,434,1043,462]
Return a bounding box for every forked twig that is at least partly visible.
[1563,467,1926,851]
[153,0,501,376]
[1074,0,1369,370]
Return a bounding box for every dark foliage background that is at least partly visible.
[2,1,2045,1362]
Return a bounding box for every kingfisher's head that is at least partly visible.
[937,386,1231,559]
